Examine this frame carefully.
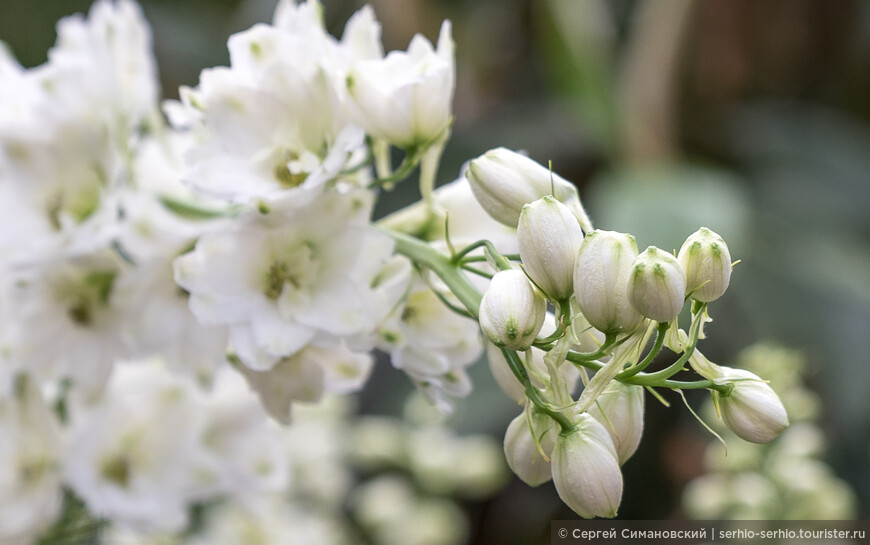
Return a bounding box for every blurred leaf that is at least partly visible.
[732,101,870,236]
[534,0,618,153]
[587,163,753,255]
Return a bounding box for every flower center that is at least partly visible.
[55,270,117,327]
[263,243,317,301]
[273,150,308,189]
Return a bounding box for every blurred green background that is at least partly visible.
[3,0,869,542]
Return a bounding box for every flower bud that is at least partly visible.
[551,413,622,519]
[465,148,592,231]
[713,367,789,443]
[486,314,580,403]
[628,246,686,322]
[678,227,732,302]
[573,230,644,334]
[479,270,546,351]
[587,381,645,465]
[344,21,454,150]
[518,196,585,301]
[503,409,558,487]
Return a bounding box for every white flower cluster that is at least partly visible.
[467,151,788,518]
[0,0,790,530]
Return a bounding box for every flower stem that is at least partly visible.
[381,227,482,317]
[502,348,575,433]
[617,321,669,379]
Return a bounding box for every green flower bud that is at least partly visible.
[465,148,592,231]
[573,230,644,334]
[677,227,732,302]
[713,367,789,444]
[503,409,557,487]
[551,413,622,519]
[518,196,585,301]
[479,270,546,351]
[587,381,645,465]
[628,246,686,322]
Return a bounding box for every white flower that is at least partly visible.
[628,246,687,322]
[573,230,644,334]
[283,397,355,507]
[335,4,383,64]
[465,148,592,231]
[503,408,558,487]
[174,189,393,371]
[479,270,546,351]
[0,377,63,545]
[518,196,585,301]
[114,189,228,380]
[712,367,789,443]
[232,343,373,425]
[188,495,352,545]
[63,360,210,533]
[377,277,482,412]
[344,21,454,150]
[196,370,289,499]
[171,4,369,207]
[47,0,158,128]
[0,0,161,267]
[2,250,129,392]
[678,227,732,302]
[587,381,645,465]
[352,476,469,545]
[551,413,622,519]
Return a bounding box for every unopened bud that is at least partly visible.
[503,409,558,487]
[574,230,644,334]
[465,148,592,231]
[587,381,645,465]
[486,314,580,403]
[551,413,622,519]
[518,196,584,301]
[479,270,546,351]
[713,367,789,444]
[628,247,686,322]
[678,227,732,302]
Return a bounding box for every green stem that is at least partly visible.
[418,141,444,213]
[460,254,521,264]
[566,356,731,393]
[381,227,482,317]
[502,348,575,433]
[451,239,488,263]
[617,321,669,380]
[372,139,392,180]
[340,146,373,176]
[460,264,493,279]
[370,152,420,189]
[158,194,244,220]
[550,332,617,360]
[636,304,706,383]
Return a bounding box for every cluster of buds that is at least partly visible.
[467,149,788,518]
